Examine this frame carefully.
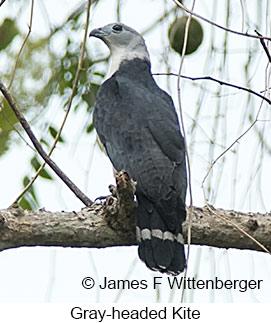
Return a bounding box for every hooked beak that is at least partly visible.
[89,27,109,39]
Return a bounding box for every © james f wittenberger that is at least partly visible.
[82,276,263,293]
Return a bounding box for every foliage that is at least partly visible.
[0,4,105,209]
[0,100,17,157]
[0,6,103,149]
[0,18,19,50]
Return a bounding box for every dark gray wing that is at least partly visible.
[147,88,185,162]
[94,70,186,226]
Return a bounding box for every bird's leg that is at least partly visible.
[108,184,118,197]
[94,185,117,202]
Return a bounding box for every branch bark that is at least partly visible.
[0,174,271,254]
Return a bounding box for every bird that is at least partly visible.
[89,23,187,275]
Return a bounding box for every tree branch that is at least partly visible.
[0,171,136,251]
[153,73,271,105]
[0,82,92,207]
[8,0,34,90]
[0,0,7,8]
[0,173,270,254]
[255,30,271,63]
[1,204,270,253]
[12,0,92,204]
[172,0,271,41]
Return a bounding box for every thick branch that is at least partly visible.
[0,171,137,251]
[0,200,270,254]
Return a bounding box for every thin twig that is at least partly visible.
[172,0,271,41]
[200,58,271,256]
[170,0,271,275]
[153,73,271,105]
[13,0,92,204]
[176,0,196,304]
[201,102,263,194]
[205,205,270,254]
[255,30,271,63]
[8,0,34,90]
[0,82,92,207]
[116,0,121,22]
[0,103,36,152]
[239,0,245,33]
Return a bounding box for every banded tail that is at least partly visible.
[135,194,186,275]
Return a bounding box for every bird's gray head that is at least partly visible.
[89,23,150,76]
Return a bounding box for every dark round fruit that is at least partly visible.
[168,16,203,55]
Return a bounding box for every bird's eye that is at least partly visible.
[112,24,123,32]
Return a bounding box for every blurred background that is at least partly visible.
[0,0,270,302]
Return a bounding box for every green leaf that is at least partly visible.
[40,138,50,148]
[30,156,40,171]
[30,156,53,180]
[82,83,100,108]
[86,122,94,134]
[0,127,11,158]
[0,100,18,157]
[92,71,106,78]
[22,175,39,205]
[23,175,31,187]
[0,18,19,50]
[19,196,34,210]
[49,126,64,143]
[39,168,53,180]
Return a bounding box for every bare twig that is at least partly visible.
[200,51,270,202]
[0,82,92,207]
[239,0,245,33]
[198,53,271,257]
[205,205,270,254]
[172,0,271,41]
[201,101,264,199]
[153,73,271,105]
[13,0,92,204]
[8,0,34,90]
[255,30,271,63]
[116,0,121,22]
[175,0,196,303]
